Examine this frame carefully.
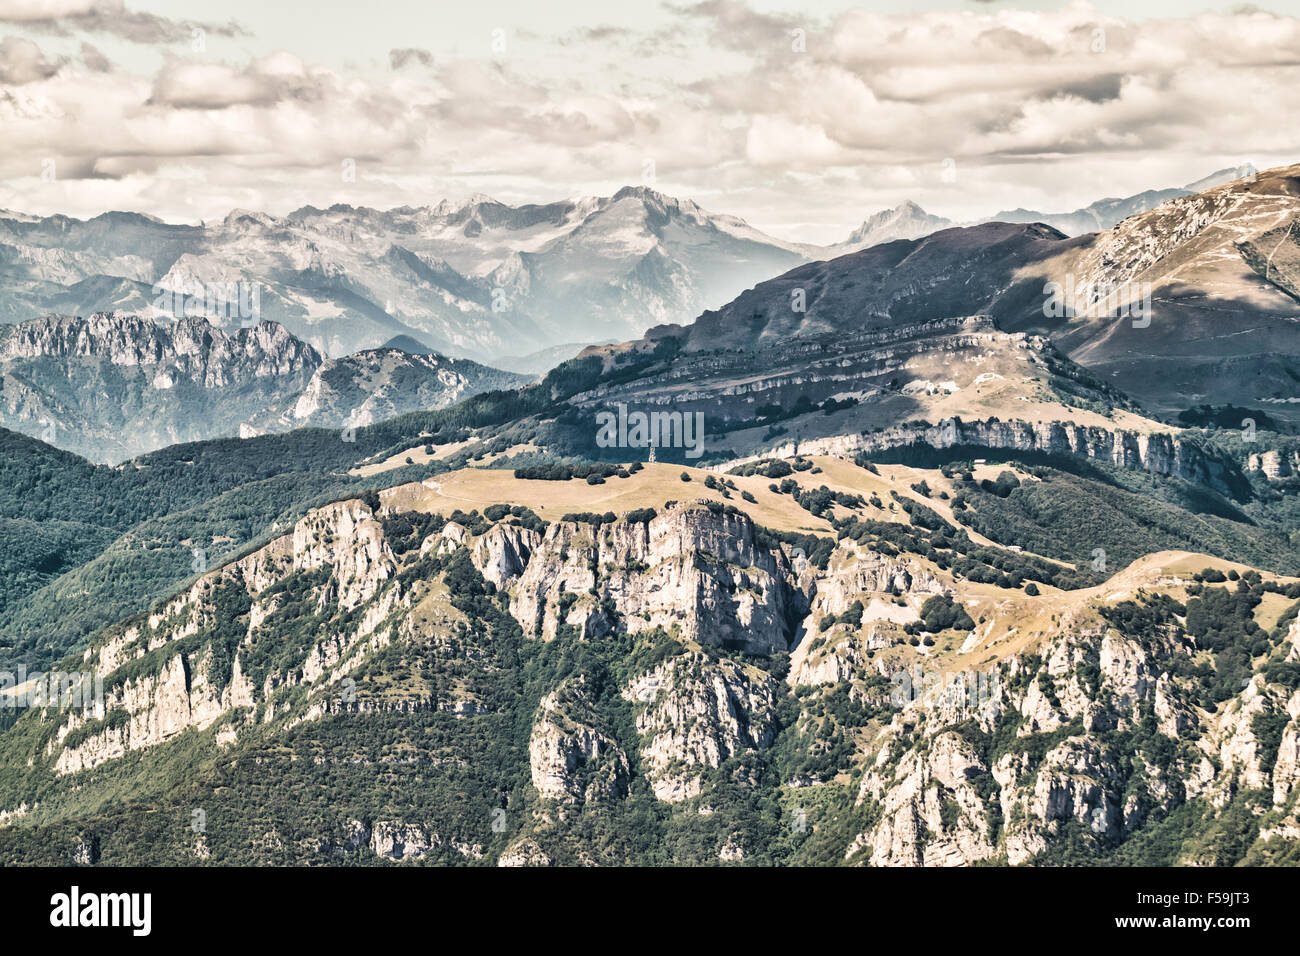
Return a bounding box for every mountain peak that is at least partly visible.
[380,333,440,355]
[88,210,166,226]
[1182,164,1257,193]
[842,201,951,249]
[221,208,280,229]
[611,184,667,202]
[451,192,501,211]
[609,184,697,213]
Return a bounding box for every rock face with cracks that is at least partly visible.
[10,485,1300,867]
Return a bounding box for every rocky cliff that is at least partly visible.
[481,505,804,654]
[4,473,1299,867]
[844,615,1300,867]
[758,417,1243,495]
[0,312,526,460]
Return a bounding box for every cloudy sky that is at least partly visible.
[0,0,1298,243]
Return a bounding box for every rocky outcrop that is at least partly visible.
[1208,678,1275,799]
[766,418,1240,495]
[52,649,255,775]
[0,312,523,461]
[365,821,482,861]
[813,550,946,614]
[847,616,1225,865]
[472,503,805,654]
[622,651,778,802]
[1272,706,1300,808]
[497,838,551,867]
[788,547,946,687]
[1247,450,1297,480]
[369,822,438,861]
[473,525,539,590]
[528,677,630,803]
[854,731,1000,866]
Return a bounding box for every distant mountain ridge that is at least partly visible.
[980,166,1251,236]
[0,168,1254,371]
[551,221,1154,465]
[0,189,809,366]
[549,162,1300,460]
[0,313,529,462]
[826,167,1254,256]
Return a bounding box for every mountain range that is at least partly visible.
[1,161,1286,467]
[0,188,807,368]
[981,166,1252,236]
[0,168,1249,376]
[2,164,1300,868]
[0,313,529,462]
[527,163,1300,471]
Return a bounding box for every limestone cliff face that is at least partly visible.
[788,547,948,688]
[518,621,782,808]
[51,650,255,776]
[765,418,1239,494]
[528,677,630,803]
[473,524,539,590]
[497,838,551,867]
[51,497,399,775]
[812,549,946,615]
[1273,707,1300,808]
[846,615,1300,866]
[854,732,1000,866]
[1248,449,1300,482]
[472,503,805,655]
[621,651,778,802]
[1207,679,1276,797]
[42,498,805,783]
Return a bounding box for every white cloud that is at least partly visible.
[0,35,61,83]
[0,0,99,21]
[1,1,1298,243]
[147,53,331,109]
[0,0,245,43]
